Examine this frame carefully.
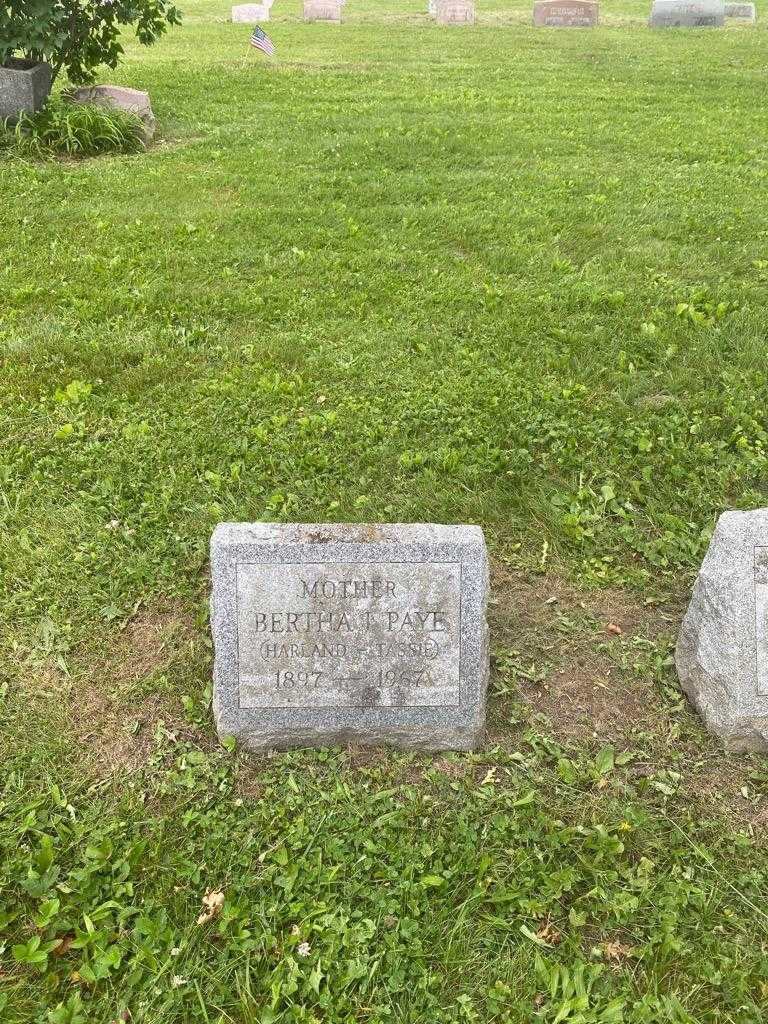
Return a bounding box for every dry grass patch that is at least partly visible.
[69,683,191,777]
[488,564,768,831]
[67,598,211,777]
[100,600,198,686]
[488,562,683,745]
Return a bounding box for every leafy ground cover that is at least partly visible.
[4,99,146,159]
[1,0,768,1020]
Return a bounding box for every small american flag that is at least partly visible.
[250,25,275,56]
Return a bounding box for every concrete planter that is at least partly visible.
[0,59,52,121]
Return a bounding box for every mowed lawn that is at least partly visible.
[2,2,768,1021]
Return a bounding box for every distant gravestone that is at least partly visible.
[725,1,755,17]
[211,522,489,751]
[232,2,272,20]
[677,509,768,752]
[435,0,475,23]
[533,0,598,24]
[303,0,342,19]
[649,0,725,25]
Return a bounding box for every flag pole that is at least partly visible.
[242,25,254,65]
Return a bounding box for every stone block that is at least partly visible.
[724,2,755,18]
[677,509,768,751]
[67,85,156,143]
[533,0,599,24]
[211,522,489,751]
[649,0,725,26]
[435,0,475,24]
[232,4,271,21]
[303,0,342,20]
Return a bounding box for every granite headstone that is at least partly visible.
[677,509,768,751]
[303,0,342,20]
[436,0,476,23]
[724,2,756,18]
[211,522,489,751]
[533,0,598,24]
[232,3,272,20]
[649,0,725,25]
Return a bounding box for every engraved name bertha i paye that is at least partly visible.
[235,561,462,710]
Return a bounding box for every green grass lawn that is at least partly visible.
[2,1,768,1020]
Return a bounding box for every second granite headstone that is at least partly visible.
[677,509,768,751]
[435,0,476,24]
[211,522,489,751]
[649,0,725,25]
[232,2,272,20]
[724,2,756,18]
[303,0,342,20]
[533,0,599,25]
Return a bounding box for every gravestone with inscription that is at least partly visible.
[725,2,755,18]
[435,0,475,24]
[649,0,724,25]
[232,2,272,21]
[211,523,489,751]
[677,509,768,751]
[533,0,598,25]
[303,0,342,20]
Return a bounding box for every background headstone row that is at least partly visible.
[231,0,757,25]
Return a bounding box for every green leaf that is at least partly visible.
[595,745,615,775]
[519,925,548,947]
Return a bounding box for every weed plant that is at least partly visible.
[6,99,145,158]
